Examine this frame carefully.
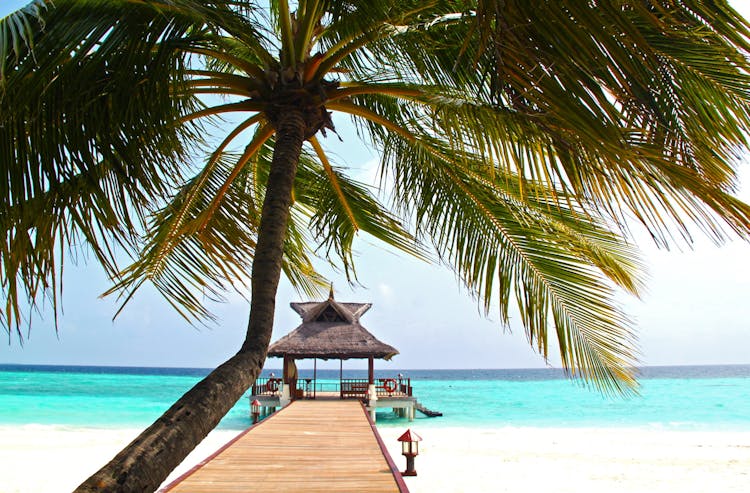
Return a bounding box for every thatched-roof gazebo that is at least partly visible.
[269,298,398,360]
[250,290,430,422]
[268,289,398,403]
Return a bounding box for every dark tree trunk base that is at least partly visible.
[76,109,308,492]
[76,350,263,492]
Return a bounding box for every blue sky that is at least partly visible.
[2,1,750,371]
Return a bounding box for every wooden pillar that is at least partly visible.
[368,356,374,385]
[285,357,299,401]
[313,358,317,399]
[279,356,292,406]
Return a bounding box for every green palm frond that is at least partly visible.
[298,138,424,278]
[342,1,750,245]
[199,35,278,76]
[109,149,261,322]
[110,136,327,322]
[381,132,643,393]
[314,0,445,79]
[0,0,278,331]
[0,159,140,336]
[0,0,217,331]
[0,0,46,83]
[422,93,750,243]
[328,86,644,391]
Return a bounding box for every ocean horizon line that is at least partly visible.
[3,362,750,376]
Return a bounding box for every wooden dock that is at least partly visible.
[161,400,408,492]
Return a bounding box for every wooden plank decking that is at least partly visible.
[162,400,407,493]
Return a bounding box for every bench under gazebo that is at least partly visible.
[249,290,419,421]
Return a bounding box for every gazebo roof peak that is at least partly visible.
[290,294,371,325]
[268,295,398,361]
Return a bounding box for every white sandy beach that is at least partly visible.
[379,427,750,493]
[1,425,749,492]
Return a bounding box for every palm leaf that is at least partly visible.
[0,0,275,333]
[339,1,750,246]
[381,132,643,393]
[110,138,328,322]
[0,1,211,332]
[297,138,425,279]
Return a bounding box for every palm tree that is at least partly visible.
[3,0,750,490]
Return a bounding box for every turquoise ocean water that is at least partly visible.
[1,365,749,431]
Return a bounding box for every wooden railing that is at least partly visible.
[340,379,369,399]
[396,378,413,397]
[252,377,413,399]
[339,378,412,399]
[378,377,412,397]
[252,377,283,396]
[297,378,315,399]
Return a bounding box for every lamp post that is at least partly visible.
[251,399,261,424]
[397,429,422,476]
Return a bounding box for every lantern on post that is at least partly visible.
[397,429,422,476]
[251,399,261,424]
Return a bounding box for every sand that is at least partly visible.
[1,425,749,492]
[378,427,750,493]
[0,425,238,493]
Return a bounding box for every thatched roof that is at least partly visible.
[268,292,399,360]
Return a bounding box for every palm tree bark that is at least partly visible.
[76,109,307,492]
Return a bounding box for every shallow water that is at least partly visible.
[1,364,749,431]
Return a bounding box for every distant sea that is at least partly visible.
[1,364,749,431]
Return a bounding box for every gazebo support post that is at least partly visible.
[313,358,317,400]
[280,356,292,407]
[367,355,378,422]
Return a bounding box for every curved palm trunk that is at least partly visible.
[76,110,307,492]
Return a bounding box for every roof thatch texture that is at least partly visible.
[268,295,398,360]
